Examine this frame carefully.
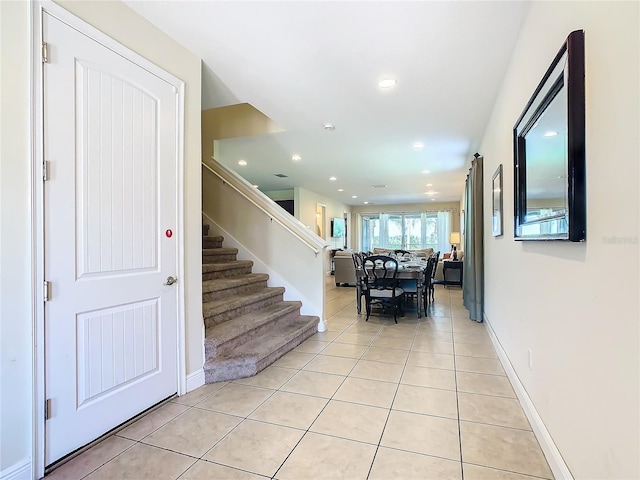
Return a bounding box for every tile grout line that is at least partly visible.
[365,315,421,480]
[449,288,466,480]
[271,310,372,480]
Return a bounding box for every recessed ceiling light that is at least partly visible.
[238,160,247,166]
[291,154,302,161]
[422,170,430,175]
[431,198,436,201]
[329,176,337,181]
[378,78,397,89]
[323,123,335,130]
[352,195,358,199]
[426,183,433,187]
[338,188,344,192]
[252,185,259,188]
[413,142,424,151]
[544,131,559,137]
[363,201,369,204]
[424,191,437,195]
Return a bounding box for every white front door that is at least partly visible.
[43,12,179,465]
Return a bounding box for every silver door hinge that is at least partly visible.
[42,43,49,63]
[43,161,50,181]
[44,281,51,302]
[45,399,52,420]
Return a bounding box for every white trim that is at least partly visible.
[484,313,574,480]
[176,82,187,397]
[31,3,45,478]
[0,459,31,480]
[185,368,205,393]
[32,2,187,475]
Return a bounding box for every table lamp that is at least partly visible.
[449,232,461,260]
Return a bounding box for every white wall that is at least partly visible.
[202,167,327,321]
[0,1,32,475]
[0,0,202,474]
[481,2,639,479]
[263,189,294,201]
[295,187,351,267]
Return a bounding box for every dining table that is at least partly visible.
[355,259,429,318]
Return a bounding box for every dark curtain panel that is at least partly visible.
[463,155,484,322]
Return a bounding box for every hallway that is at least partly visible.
[48,280,553,479]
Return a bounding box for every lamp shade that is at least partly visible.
[449,232,461,245]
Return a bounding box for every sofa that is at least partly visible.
[333,250,357,286]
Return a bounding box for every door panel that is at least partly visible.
[77,61,159,276]
[43,13,178,465]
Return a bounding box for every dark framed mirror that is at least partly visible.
[513,30,585,241]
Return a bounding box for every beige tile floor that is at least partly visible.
[47,279,554,480]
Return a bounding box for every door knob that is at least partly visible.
[163,276,178,286]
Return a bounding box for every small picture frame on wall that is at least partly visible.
[492,164,503,237]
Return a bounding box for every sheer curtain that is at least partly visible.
[362,210,455,251]
[379,213,389,248]
[436,211,451,255]
[463,155,484,322]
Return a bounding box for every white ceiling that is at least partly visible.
[125,0,531,206]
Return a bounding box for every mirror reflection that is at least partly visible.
[522,86,568,235]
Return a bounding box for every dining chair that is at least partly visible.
[352,252,366,313]
[428,251,441,302]
[361,255,405,323]
[399,255,438,316]
[422,254,438,310]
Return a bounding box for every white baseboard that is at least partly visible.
[483,313,573,480]
[0,459,31,480]
[185,368,205,393]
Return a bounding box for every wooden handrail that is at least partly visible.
[202,158,329,255]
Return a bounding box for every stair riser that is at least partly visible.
[205,363,257,384]
[254,324,318,372]
[202,280,268,303]
[202,266,253,281]
[204,322,318,383]
[206,308,302,358]
[203,238,223,248]
[203,253,237,264]
[204,293,284,328]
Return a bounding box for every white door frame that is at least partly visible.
[31,2,186,477]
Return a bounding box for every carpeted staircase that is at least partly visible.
[202,229,319,383]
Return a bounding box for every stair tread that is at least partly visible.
[202,260,253,273]
[203,287,285,316]
[203,247,238,255]
[203,273,269,293]
[205,301,302,347]
[205,315,319,366]
[201,236,316,383]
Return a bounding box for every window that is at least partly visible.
[361,211,452,253]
